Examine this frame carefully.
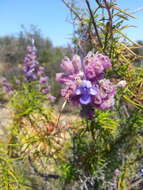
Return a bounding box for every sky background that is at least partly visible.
[0,0,143,46]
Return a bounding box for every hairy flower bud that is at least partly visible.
[117,80,127,88]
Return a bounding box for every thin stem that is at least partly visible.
[55,100,67,128]
[85,0,103,49]
[28,156,59,180]
[62,0,83,22]
[103,0,114,56]
[104,0,113,34]
[95,0,103,7]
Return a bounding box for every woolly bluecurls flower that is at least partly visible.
[57,60,97,106]
[75,80,97,105]
[57,52,118,119]
[57,53,113,102]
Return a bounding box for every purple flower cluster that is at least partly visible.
[23,46,39,81]
[22,42,56,102]
[56,52,116,113]
[84,52,111,81]
[23,46,46,81]
[0,77,12,93]
[23,44,50,96]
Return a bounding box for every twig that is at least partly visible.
[28,156,60,180]
[85,0,103,49]
[55,100,67,128]
[95,0,103,8]
[103,0,113,55]
[62,0,83,22]
[130,177,143,188]
[131,7,143,14]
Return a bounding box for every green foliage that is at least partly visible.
[0,25,67,98]
[11,82,45,117]
[0,146,31,190]
[59,162,77,184]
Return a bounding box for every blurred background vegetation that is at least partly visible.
[0,25,72,100]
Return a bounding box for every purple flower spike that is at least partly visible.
[75,80,97,105]
[23,42,55,98]
[23,44,39,81]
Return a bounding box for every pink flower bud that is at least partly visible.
[72,55,82,73]
[60,57,74,74]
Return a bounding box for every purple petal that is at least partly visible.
[89,87,97,95]
[56,73,75,84]
[72,55,82,73]
[99,96,115,109]
[56,73,68,83]
[47,95,56,102]
[80,94,91,105]
[85,65,96,80]
[94,94,102,105]
[60,57,75,74]
[81,80,92,88]
[75,88,81,95]
[39,76,48,84]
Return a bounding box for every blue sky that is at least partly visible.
[0,0,143,46]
